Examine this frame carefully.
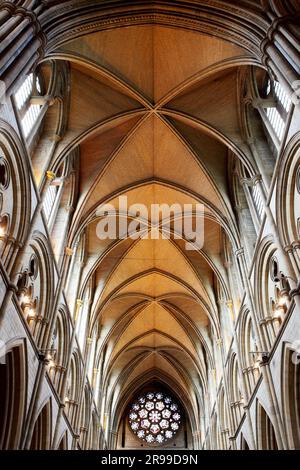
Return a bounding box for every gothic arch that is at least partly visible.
[240,433,250,450]
[114,379,193,450]
[0,340,27,449]
[48,306,70,393]
[254,235,293,349]
[276,132,300,251]
[57,431,68,450]
[254,236,277,320]
[110,372,199,449]
[78,386,91,448]
[0,0,300,453]
[228,353,244,430]
[17,232,55,348]
[0,120,31,271]
[29,400,52,450]
[218,387,230,450]
[238,308,260,395]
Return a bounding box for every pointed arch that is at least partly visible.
[57,431,68,450]
[256,401,279,450]
[240,433,250,450]
[0,341,27,449]
[29,400,52,450]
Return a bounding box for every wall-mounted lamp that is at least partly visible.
[19,293,31,306]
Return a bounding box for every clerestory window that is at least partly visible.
[14,73,43,139]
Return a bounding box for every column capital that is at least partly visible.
[240,174,262,188]
[65,205,75,213]
[252,174,263,186]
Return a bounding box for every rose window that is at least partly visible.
[128,391,181,445]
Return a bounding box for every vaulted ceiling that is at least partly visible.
[43,19,263,426]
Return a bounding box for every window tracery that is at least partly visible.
[128,391,181,445]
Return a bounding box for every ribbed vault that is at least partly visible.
[41,13,264,447]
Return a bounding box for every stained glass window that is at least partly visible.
[128,391,181,445]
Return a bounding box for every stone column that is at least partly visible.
[21,351,50,449]
[215,334,236,448]
[42,246,73,351]
[21,245,73,449]
[0,2,46,98]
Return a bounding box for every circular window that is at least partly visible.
[0,158,10,189]
[128,391,181,445]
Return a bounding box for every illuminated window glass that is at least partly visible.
[14,73,43,138]
[264,79,291,142]
[128,391,181,445]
